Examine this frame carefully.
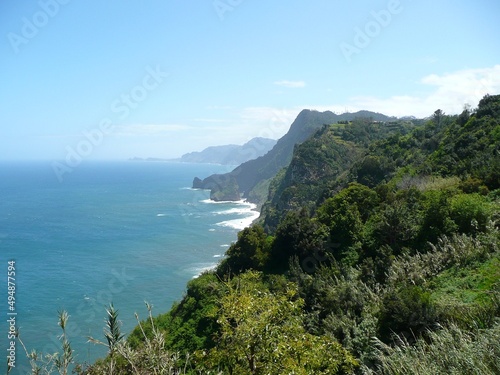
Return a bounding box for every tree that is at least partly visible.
[450,193,491,234]
[199,271,357,374]
[317,192,364,259]
[355,156,386,188]
[433,109,445,127]
[218,225,270,274]
[269,209,326,272]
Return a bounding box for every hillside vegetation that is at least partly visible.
[193,110,397,203]
[27,95,500,374]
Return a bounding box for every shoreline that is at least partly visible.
[192,199,261,278]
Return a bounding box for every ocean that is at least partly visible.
[0,160,259,372]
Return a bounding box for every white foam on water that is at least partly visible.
[201,199,249,205]
[200,198,260,230]
[190,263,218,278]
[216,209,261,230]
[214,207,251,215]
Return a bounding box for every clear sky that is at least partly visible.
[1,0,499,161]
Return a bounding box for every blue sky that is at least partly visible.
[1,0,499,161]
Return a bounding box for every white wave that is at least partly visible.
[220,244,230,247]
[213,254,222,258]
[201,199,254,206]
[200,198,260,230]
[190,264,218,278]
[156,213,167,217]
[216,210,261,230]
[213,207,253,215]
[208,228,216,232]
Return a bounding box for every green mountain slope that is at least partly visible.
[193,109,396,203]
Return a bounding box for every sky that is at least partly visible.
[1,0,500,161]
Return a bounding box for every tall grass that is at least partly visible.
[363,320,500,375]
[17,310,75,375]
[387,225,498,288]
[85,302,190,375]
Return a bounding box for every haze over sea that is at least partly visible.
[0,160,259,372]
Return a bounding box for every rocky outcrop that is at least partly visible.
[192,175,241,201]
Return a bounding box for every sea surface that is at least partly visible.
[0,160,259,372]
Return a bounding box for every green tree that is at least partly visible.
[378,286,438,343]
[450,193,491,234]
[419,190,456,246]
[218,225,270,274]
[355,156,386,188]
[199,271,357,374]
[317,194,364,261]
[269,208,326,272]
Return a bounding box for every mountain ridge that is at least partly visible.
[175,137,276,165]
[193,109,398,202]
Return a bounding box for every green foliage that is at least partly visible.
[449,193,492,234]
[127,272,223,358]
[210,175,240,201]
[418,189,457,246]
[428,96,500,188]
[197,271,358,374]
[366,321,500,375]
[103,303,125,355]
[378,286,438,343]
[218,224,270,274]
[315,184,380,267]
[262,124,362,230]
[354,155,387,187]
[269,208,326,272]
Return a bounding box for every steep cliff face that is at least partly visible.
[192,174,240,201]
[261,125,362,229]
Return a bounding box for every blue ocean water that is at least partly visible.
[0,161,258,372]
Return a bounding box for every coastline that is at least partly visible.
[192,198,261,278]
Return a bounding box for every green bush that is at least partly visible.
[378,286,438,343]
[450,193,491,234]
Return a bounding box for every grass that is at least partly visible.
[430,255,500,306]
[363,321,500,375]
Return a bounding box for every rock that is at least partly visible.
[192,177,204,189]
[192,175,240,201]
